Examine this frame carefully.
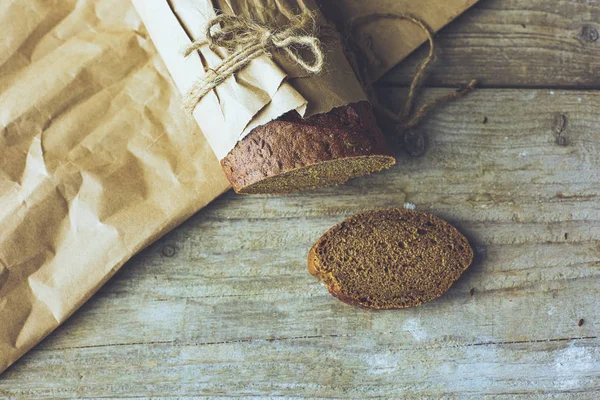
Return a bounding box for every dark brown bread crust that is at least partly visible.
[220,102,395,194]
[308,208,474,310]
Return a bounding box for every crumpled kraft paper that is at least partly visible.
[133,0,367,160]
[0,0,478,374]
[0,0,231,373]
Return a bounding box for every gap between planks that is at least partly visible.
[41,333,598,353]
[374,83,600,91]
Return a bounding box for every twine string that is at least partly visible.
[348,13,477,132]
[182,12,324,114]
[183,11,477,136]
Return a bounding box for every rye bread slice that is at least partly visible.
[308,208,473,309]
[220,102,395,194]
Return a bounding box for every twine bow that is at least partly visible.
[182,12,324,114]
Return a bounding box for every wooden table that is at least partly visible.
[2,0,599,398]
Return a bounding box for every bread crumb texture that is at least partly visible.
[308,208,474,309]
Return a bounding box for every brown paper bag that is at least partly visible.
[133,0,367,160]
[319,0,480,82]
[0,0,478,373]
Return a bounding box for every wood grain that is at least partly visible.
[382,0,600,88]
[1,88,598,398]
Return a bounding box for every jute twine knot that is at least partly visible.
[182,12,324,114]
[347,13,477,134]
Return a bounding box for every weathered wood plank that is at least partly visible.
[382,0,600,88]
[3,339,599,398]
[1,89,599,397]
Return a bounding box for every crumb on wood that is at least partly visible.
[404,203,417,210]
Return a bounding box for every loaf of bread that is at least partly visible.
[221,102,395,194]
[308,208,473,309]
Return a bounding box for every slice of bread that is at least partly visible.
[308,208,473,309]
[220,102,395,194]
